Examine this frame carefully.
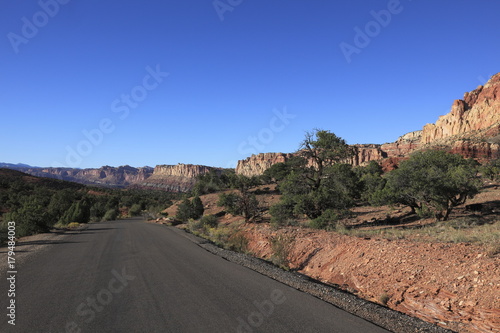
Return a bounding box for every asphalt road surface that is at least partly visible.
[1,218,390,333]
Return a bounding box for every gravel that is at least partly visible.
[172,226,456,333]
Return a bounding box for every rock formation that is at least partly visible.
[421,74,500,144]
[13,165,154,187]
[9,163,220,192]
[236,73,500,176]
[138,164,223,192]
[350,144,387,165]
[236,153,294,177]
[381,131,422,158]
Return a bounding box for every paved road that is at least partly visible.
[1,218,390,333]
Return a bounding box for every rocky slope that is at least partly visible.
[243,225,500,333]
[236,73,500,176]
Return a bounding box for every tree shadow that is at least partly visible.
[15,240,83,246]
[347,211,421,229]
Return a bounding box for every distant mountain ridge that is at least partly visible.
[0,162,40,169]
[0,164,222,192]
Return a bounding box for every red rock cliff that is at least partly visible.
[236,73,500,176]
[421,73,500,144]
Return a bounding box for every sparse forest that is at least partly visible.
[177,129,496,241]
[0,169,181,242]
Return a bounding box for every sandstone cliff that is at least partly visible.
[12,163,220,192]
[16,165,154,187]
[421,73,500,144]
[236,73,500,176]
[381,131,422,158]
[139,164,223,192]
[236,153,294,177]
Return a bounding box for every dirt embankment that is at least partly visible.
[163,184,499,332]
[241,224,499,333]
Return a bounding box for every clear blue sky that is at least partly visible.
[1,0,499,169]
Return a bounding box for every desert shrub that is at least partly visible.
[192,196,204,219]
[269,199,296,227]
[200,214,218,228]
[128,203,142,216]
[176,199,193,222]
[360,172,386,204]
[176,197,204,222]
[58,197,92,225]
[217,191,261,222]
[4,201,52,237]
[187,219,204,233]
[262,156,307,184]
[309,209,350,230]
[379,293,390,305]
[270,234,293,269]
[226,231,248,253]
[192,169,239,196]
[207,226,230,247]
[481,158,500,181]
[415,204,434,219]
[102,208,118,221]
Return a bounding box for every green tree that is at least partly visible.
[481,158,500,181]
[200,214,218,228]
[299,129,356,190]
[192,169,237,196]
[217,191,260,222]
[128,203,142,216]
[103,208,119,221]
[4,200,51,237]
[379,150,480,220]
[262,156,307,184]
[192,196,204,219]
[59,197,92,224]
[176,198,194,222]
[270,130,358,222]
[356,161,386,204]
[47,189,78,221]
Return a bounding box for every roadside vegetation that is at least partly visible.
[164,129,499,261]
[0,169,181,242]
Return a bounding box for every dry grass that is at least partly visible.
[339,216,500,249]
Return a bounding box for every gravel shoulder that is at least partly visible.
[167,225,454,333]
